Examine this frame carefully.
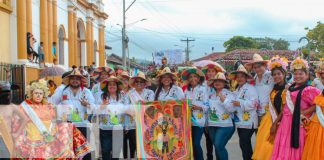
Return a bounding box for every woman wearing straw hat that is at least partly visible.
[126,71,154,103]
[181,67,208,160]
[118,71,131,96]
[154,67,184,101]
[116,71,135,160]
[207,72,235,160]
[271,57,320,160]
[252,56,288,160]
[229,64,258,160]
[312,60,324,90]
[91,67,115,105]
[245,53,274,125]
[202,62,225,160]
[96,76,126,160]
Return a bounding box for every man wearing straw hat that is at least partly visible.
[245,53,274,124]
[50,69,95,160]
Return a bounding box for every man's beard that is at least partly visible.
[70,84,80,89]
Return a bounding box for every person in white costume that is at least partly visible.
[181,67,208,160]
[229,64,258,160]
[50,69,95,160]
[154,67,184,101]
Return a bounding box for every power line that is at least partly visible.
[181,37,195,62]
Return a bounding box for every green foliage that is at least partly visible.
[224,36,290,52]
[223,36,258,52]
[273,38,290,50]
[306,21,324,53]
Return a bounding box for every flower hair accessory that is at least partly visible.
[269,55,288,71]
[290,57,309,71]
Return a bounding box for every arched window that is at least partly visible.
[58,25,66,65]
[94,40,98,66]
[77,19,86,66]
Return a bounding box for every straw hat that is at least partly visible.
[181,67,205,82]
[269,55,289,71]
[117,71,130,79]
[129,71,150,88]
[156,67,177,83]
[63,69,88,86]
[245,53,269,69]
[290,57,309,71]
[207,72,228,86]
[202,63,226,74]
[229,64,253,80]
[100,76,123,90]
[92,67,115,82]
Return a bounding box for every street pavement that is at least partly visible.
[201,130,256,160]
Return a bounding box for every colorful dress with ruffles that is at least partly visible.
[271,86,320,160]
[13,99,91,159]
[302,94,324,160]
[253,89,286,160]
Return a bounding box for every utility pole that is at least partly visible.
[122,0,137,68]
[181,38,195,62]
[122,0,126,67]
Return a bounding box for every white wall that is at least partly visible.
[31,0,40,50]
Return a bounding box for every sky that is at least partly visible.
[103,0,324,61]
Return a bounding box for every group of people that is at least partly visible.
[0,53,324,160]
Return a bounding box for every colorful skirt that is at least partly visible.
[302,114,324,160]
[271,111,306,160]
[14,123,91,159]
[252,112,273,160]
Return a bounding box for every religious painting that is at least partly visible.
[135,100,192,159]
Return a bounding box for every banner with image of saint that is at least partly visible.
[135,100,192,160]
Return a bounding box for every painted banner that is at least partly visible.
[135,100,192,160]
[154,50,185,65]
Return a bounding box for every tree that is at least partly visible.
[223,36,258,52]
[273,38,290,50]
[253,37,275,50]
[224,36,290,52]
[253,37,289,50]
[306,21,324,53]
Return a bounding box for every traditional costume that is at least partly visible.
[95,76,126,159]
[272,57,320,160]
[230,64,259,160]
[123,71,154,159]
[207,72,235,160]
[202,62,225,160]
[14,79,91,159]
[302,92,324,159]
[49,70,95,159]
[91,67,115,105]
[155,67,184,101]
[253,56,288,160]
[181,67,208,160]
[245,53,273,117]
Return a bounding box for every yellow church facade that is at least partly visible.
[0,0,108,84]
